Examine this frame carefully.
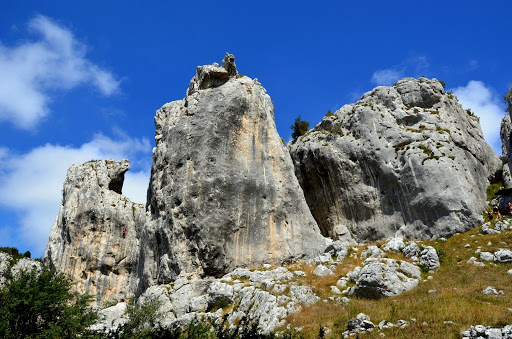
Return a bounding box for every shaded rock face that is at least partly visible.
[45,160,145,304]
[290,77,500,241]
[500,117,512,187]
[140,54,326,289]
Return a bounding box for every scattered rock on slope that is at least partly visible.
[45,159,145,304]
[139,53,327,289]
[290,77,500,242]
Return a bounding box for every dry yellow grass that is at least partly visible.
[283,222,512,338]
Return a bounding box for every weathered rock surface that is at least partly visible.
[290,77,500,241]
[494,249,512,263]
[94,266,321,335]
[44,159,145,304]
[89,302,128,333]
[419,246,440,271]
[140,53,326,289]
[462,324,512,338]
[349,258,421,299]
[344,313,375,336]
[500,89,512,190]
[0,252,10,288]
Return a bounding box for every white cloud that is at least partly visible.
[451,81,505,154]
[0,15,120,129]
[371,69,404,86]
[0,133,151,256]
[371,56,430,86]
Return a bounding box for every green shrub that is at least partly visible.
[0,266,97,338]
[290,116,310,142]
[325,110,335,117]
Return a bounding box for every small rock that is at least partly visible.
[419,246,440,271]
[482,286,502,295]
[315,254,332,264]
[396,319,409,328]
[336,277,348,289]
[361,245,384,259]
[479,252,494,262]
[383,237,405,253]
[403,242,420,258]
[330,286,342,295]
[494,249,512,263]
[313,265,334,277]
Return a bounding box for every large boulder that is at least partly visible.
[139,54,327,289]
[290,77,500,241]
[349,258,421,299]
[44,159,145,304]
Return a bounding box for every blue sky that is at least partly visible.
[1,1,510,257]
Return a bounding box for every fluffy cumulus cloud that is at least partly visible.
[451,81,505,154]
[0,15,120,129]
[371,56,429,86]
[0,134,151,256]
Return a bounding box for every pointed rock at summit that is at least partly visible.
[139,53,327,289]
[45,159,145,304]
[290,77,500,241]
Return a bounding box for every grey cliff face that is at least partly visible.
[500,88,512,188]
[290,77,500,241]
[45,159,145,304]
[139,53,327,289]
[500,116,512,188]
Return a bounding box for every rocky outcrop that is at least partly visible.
[94,265,321,335]
[347,258,421,299]
[139,53,327,289]
[462,324,512,338]
[500,116,512,188]
[1,253,43,288]
[45,160,145,304]
[290,77,500,241]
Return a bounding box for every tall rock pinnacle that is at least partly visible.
[139,53,327,289]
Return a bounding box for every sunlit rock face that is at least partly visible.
[290,77,500,242]
[45,159,144,304]
[139,54,327,290]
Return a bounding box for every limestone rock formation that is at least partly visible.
[500,88,512,189]
[139,53,327,289]
[290,77,500,241]
[500,116,512,188]
[348,258,421,299]
[45,159,145,304]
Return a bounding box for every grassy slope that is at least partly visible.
[283,222,512,338]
